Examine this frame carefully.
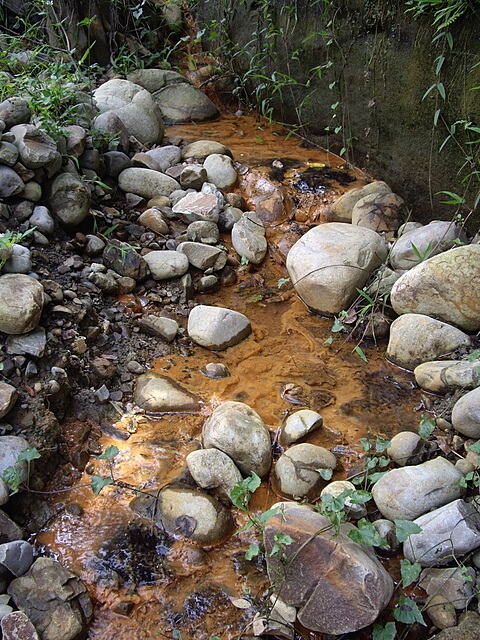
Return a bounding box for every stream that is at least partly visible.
[35,114,424,640]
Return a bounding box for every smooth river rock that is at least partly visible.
[352,191,406,233]
[414,360,480,395]
[371,457,465,521]
[286,222,387,315]
[264,504,394,634]
[274,443,337,500]
[231,211,267,264]
[451,387,480,438]
[202,401,272,478]
[203,153,238,190]
[176,242,227,271]
[279,409,323,446]
[0,275,44,335]
[143,250,189,280]
[118,167,180,199]
[186,448,243,500]
[390,245,480,331]
[187,304,251,351]
[386,431,423,466]
[387,314,471,370]
[327,181,391,223]
[134,372,201,412]
[0,383,18,420]
[49,173,90,226]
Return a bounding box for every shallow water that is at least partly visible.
[36,113,423,640]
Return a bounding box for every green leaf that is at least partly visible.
[393,596,426,626]
[172,631,182,640]
[2,466,22,494]
[96,445,119,461]
[255,507,280,527]
[373,622,397,640]
[418,416,436,439]
[245,544,260,560]
[324,336,334,345]
[277,277,290,288]
[230,473,262,512]
[270,533,294,556]
[367,471,387,484]
[360,438,372,452]
[91,475,114,496]
[466,349,480,362]
[400,559,422,587]
[331,317,345,333]
[318,468,333,481]
[394,520,423,543]
[375,437,392,453]
[353,345,368,362]
[348,518,390,548]
[17,447,41,463]
[467,441,480,453]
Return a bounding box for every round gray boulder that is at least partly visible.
[118,167,180,199]
[49,173,90,226]
[186,448,243,500]
[0,274,44,335]
[274,443,337,500]
[187,305,251,351]
[451,387,480,438]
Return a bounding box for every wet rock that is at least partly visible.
[279,409,323,446]
[134,372,201,412]
[274,443,337,500]
[0,511,24,543]
[10,124,58,169]
[203,153,238,190]
[326,181,391,222]
[118,167,180,199]
[179,164,207,190]
[138,315,178,342]
[8,556,93,640]
[103,240,148,281]
[49,173,90,226]
[0,383,18,419]
[103,150,131,178]
[182,140,232,161]
[431,611,480,639]
[391,245,480,331]
[419,567,475,609]
[137,208,169,235]
[143,250,189,280]
[187,220,219,245]
[0,97,31,128]
[2,244,32,274]
[372,457,464,521]
[425,595,457,629]
[177,242,227,271]
[93,78,164,145]
[0,274,44,335]
[172,191,221,224]
[187,304,251,351]
[387,314,471,370]
[200,362,230,378]
[414,360,480,395]
[5,327,46,357]
[231,211,267,264]
[389,221,467,271]
[218,205,243,232]
[144,145,182,171]
[202,401,272,477]
[152,83,219,124]
[451,387,480,438]
[386,431,422,466]
[29,205,55,235]
[403,499,480,567]
[0,141,19,166]
[0,540,34,576]
[0,166,24,197]
[263,504,394,634]
[186,448,243,500]
[352,191,406,233]
[286,222,387,316]
[0,436,32,489]
[1,611,39,640]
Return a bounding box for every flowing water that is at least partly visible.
[35,114,424,639]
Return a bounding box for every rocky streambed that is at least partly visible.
[0,68,479,640]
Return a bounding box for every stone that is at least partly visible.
[152,83,219,123]
[102,240,148,281]
[144,146,182,171]
[386,431,423,466]
[372,519,401,553]
[0,540,34,576]
[182,140,232,161]
[143,250,189,280]
[286,222,388,316]
[137,208,170,235]
[29,205,55,235]
[187,304,251,351]
[320,480,367,519]
[0,480,9,507]
[49,173,90,226]
[20,181,42,202]
[274,443,337,499]
[10,124,58,169]
[93,78,164,145]
[172,191,221,224]
[0,436,32,489]
[0,274,44,335]
[177,242,227,270]
[199,362,230,378]
[126,69,186,93]
[8,557,93,640]
[1,611,39,640]
[103,151,131,178]
[0,166,24,197]
[352,191,406,232]
[2,244,32,274]
[0,510,24,543]
[133,372,201,412]
[118,167,180,199]
[218,205,243,232]
[372,457,465,521]
[0,98,31,128]
[253,594,296,639]
[451,387,480,438]
[279,409,323,446]
[403,499,480,567]
[390,245,480,331]
[84,235,105,256]
[5,327,46,357]
[0,383,18,419]
[186,448,243,500]
[231,211,267,264]
[187,220,219,245]
[63,125,86,158]
[419,567,476,609]
[389,221,467,271]
[326,181,391,222]
[431,612,480,640]
[138,315,178,342]
[414,360,480,395]
[203,153,238,190]
[202,401,272,477]
[425,595,457,630]
[132,486,233,546]
[263,504,394,634]
[0,141,19,167]
[179,164,207,190]
[386,314,471,370]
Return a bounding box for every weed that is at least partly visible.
[0,228,36,269]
